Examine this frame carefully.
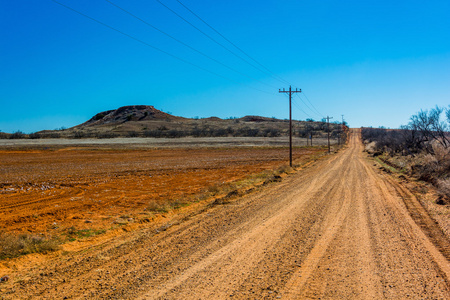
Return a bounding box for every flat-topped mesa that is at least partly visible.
[77,105,185,127]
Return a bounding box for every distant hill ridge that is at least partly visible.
[78,105,277,128]
[1,105,342,139]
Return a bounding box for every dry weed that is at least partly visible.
[437,178,450,204]
[364,141,377,153]
[0,233,60,259]
[274,165,292,176]
[423,153,438,165]
[432,142,450,161]
[146,201,170,213]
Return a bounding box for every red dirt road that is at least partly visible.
[1,130,449,299]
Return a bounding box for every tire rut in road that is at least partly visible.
[281,146,354,299]
[385,175,450,262]
[138,152,353,299]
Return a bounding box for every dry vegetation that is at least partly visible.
[362,105,450,203]
[0,233,60,260]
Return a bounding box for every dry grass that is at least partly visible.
[0,233,60,259]
[65,227,106,242]
[375,143,450,203]
[146,198,190,214]
[144,163,296,211]
[433,142,450,161]
[437,179,450,204]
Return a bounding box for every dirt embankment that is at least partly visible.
[1,130,449,299]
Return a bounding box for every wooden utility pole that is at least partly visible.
[325,116,333,153]
[279,86,301,167]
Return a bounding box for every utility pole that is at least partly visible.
[324,116,333,153]
[279,86,301,167]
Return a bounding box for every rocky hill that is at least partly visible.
[77,105,185,127]
[21,105,342,139]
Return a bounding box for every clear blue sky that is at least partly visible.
[1,0,449,133]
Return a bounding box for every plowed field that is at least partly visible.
[0,147,324,235]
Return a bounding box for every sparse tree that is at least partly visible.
[409,106,450,151]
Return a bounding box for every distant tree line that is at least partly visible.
[142,126,282,138]
[297,120,348,145]
[2,120,345,140]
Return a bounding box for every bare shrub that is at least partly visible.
[40,131,62,138]
[72,131,87,139]
[411,154,440,182]
[275,165,292,176]
[97,132,119,139]
[361,127,424,156]
[29,132,42,139]
[410,106,450,150]
[262,128,281,137]
[127,131,140,137]
[207,185,220,195]
[166,129,184,138]
[423,153,439,165]
[263,174,282,185]
[236,127,260,137]
[364,141,377,154]
[9,131,26,139]
[212,128,228,137]
[144,130,163,138]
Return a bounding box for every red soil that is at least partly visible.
[0,147,324,235]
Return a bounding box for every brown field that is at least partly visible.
[0,145,326,236]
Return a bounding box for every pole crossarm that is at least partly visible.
[278,88,302,94]
[279,86,302,167]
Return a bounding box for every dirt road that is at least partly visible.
[2,129,449,299]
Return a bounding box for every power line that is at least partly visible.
[294,93,320,118]
[50,0,272,95]
[301,92,323,117]
[174,0,291,86]
[50,0,228,81]
[171,0,328,120]
[156,0,282,88]
[290,95,315,119]
[103,0,276,89]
